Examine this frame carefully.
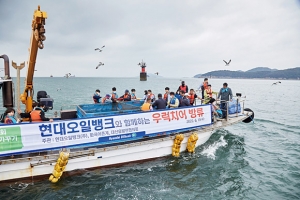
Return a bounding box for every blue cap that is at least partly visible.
[105,94,111,98]
[125,89,129,93]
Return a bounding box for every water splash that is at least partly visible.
[9,182,31,191]
[200,136,227,160]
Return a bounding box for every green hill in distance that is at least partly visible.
[194,67,300,80]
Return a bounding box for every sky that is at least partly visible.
[0,0,299,78]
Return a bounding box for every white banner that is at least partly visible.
[0,105,211,156]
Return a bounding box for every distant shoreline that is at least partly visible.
[194,77,300,80]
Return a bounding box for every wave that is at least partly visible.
[200,135,227,160]
[254,118,300,129]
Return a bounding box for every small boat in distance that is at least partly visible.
[50,75,53,77]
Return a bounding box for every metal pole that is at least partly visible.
[12,61,25,113]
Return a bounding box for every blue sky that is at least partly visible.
[0,0,299,77]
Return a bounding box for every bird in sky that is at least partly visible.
[223,59,231,66]
[155,72,159,75]
[102,45,105,48]
[96,62,104,69]
[95,48,102,52]
[272,81,281,85]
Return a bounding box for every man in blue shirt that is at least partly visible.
[217,83,233,119]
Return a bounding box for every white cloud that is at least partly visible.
[0,0,299,77]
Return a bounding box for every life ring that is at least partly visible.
[243,108,254,123]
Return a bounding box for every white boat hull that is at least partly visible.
[0,129,213,182]
[0,113,251,182]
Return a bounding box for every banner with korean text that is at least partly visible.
[0,105,211,156]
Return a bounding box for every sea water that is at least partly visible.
[0,77,299,200]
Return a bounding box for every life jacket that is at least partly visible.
[30,110,43,122]
[148,94,155,102]
[179,85,187,92]
[206,88,213,98]
[141,102,151,111]
[111,92,118,99]
[131,93,136,99]
[111,92,118,102]
[188,93,195,105]
[163,93,168,100]
[170,97,177,105]
[203,82,208,90]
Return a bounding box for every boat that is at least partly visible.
[0,98,254,183]
[0,6,254,183]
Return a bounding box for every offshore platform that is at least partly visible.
[138,60,147,81]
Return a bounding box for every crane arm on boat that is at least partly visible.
[20,5,47,113]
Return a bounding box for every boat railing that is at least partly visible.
[216,95,246,121]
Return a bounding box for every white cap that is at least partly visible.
[185,93,189,96]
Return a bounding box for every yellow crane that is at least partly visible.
[20,5,47,113]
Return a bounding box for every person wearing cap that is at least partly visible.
[102,94,112,103]
[152,93,167,110]
[118,89,132,101]
[168,92,179,108]
[141,97,153,111]
[177,81,189,93]
[179,90,190,107]
[93,89,102,103]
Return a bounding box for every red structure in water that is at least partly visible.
[138,60,147,81]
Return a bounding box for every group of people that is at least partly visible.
[93,87,137,104]
[197,78,233,119]
[91,79,233,118]
[140,79,233,119]
[1,102,53,124]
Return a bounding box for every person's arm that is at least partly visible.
[183,99,189,106]
[40,111,51,121]
[118,95,124,101]
[149,105,153,111]
[19,112,31,118]
[217,89,221,99]
[229,88,233,100]
[125,95,131,101]
[152,101,157,108]
[174,98,179,107]
[186,86,189,93]
[4,117,13,124]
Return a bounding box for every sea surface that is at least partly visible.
[0,77,299,200]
